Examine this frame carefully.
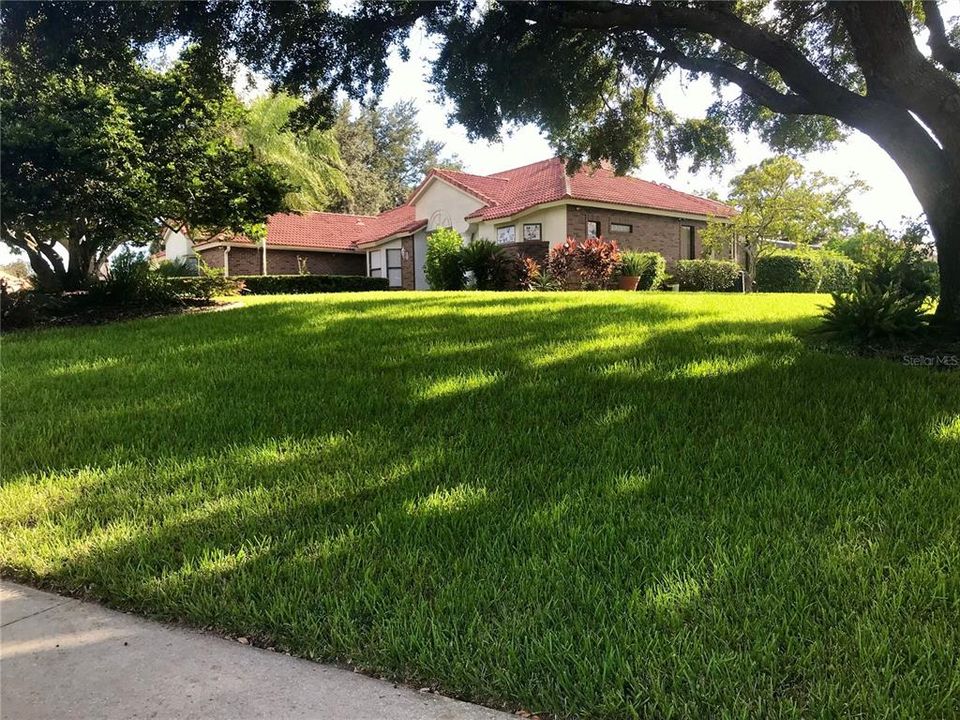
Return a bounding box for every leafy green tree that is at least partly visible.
[241,93,349,212]
[4,1,959,326]
[1,50,288,290]
[332,100,463,214]
[703,156,865,276]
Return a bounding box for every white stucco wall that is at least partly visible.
[475,204,568,248]
[414,179,485,238]
[163,229,195,261]
[367,239,403,287]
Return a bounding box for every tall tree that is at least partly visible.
[4,2,959,326]
[332,100,463,215]
[703,156,866,275]
[1,49,289,290]
[241,93,349,212]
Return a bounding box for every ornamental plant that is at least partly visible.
[547,237,622,289]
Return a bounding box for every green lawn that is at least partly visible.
[2,292,958,718]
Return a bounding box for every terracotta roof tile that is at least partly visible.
[206,157,731,253]
[224,206,425,252]
[464,158,734,220]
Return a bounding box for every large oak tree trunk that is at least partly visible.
[927,202,960,329]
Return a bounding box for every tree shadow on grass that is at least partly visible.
[3,293,959,718]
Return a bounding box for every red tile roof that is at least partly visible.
[201,157,731,253]
[218,205,426,252]
[463,157,734,220]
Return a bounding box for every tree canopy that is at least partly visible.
[332,100,463,215]
[2,1,959,325]
[241,93,348,212]
[1,47,289,289]
[703,155,866,273]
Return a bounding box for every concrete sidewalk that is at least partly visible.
[1,581,511,720]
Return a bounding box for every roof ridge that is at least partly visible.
[297,210,379,219]
[488,156,563,178]
[435,168,510,182]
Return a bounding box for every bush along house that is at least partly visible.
[160,157,736,289]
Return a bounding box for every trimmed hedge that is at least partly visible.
[166,275,243,300]
[236,274,389,294]
[675,259,743,292]
[755,251,858,293]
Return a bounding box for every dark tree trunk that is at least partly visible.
[928,204,960,330]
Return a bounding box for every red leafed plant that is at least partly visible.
[548,237,622,289]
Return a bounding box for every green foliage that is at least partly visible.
[235,274,389,295]
[241,93,348,211]
[87,251,180,307]
[621,251,667,291]
[822,285,927,341]
[755,250,858,293]
[547,238,622,289]
[0,47,289,290]
[424,228,465,290]
[164,261,242,300]
[702,156,865,274]
[821,221,938,342]
[675,259,742,292]
[459,239,512,290]
[818,253,859,294]
[331,100,463,214]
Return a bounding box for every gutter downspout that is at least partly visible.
[262,236,268,276]
[223,246,231,277]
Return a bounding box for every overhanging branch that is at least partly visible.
[923,0,960,72]
[650,31,817,115]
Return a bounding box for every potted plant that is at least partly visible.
[618,251,645,291]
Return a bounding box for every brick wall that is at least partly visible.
[400,236,415,290]
[197,246,364,277]
[566,206,707,267]
[501,240,549,266]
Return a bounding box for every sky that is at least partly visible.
[376,19,925,230]
[8,2,958,267]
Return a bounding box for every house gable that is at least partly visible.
[410,175,487,237]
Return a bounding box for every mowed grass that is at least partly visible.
[2,292,959,718]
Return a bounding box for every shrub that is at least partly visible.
[156,257,199,277]
[516,256,541,291]
[820,231,936,342]
[87,250,180,307]
[818,252,859,293]
[164,261,242,300]
[548,237,621,289]
[460,239,512,290]
[166,275,242,300]
[621,251,667,291]
[425,227,465,290]
[822,284,926,341]
[236,274,388,294]
[755,250,858,293]
[675,259,742,292]
[755,253,820,292]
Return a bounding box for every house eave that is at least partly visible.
[468,198,735,225]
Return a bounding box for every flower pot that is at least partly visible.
[618,275,640,291]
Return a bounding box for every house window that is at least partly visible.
[497,225,516,244]
[586,220,601,239]
[368,250,383,278]
[680,225,696,259]
[522,223,542,241]
[386,248,402,288]
[610,223,632,234]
